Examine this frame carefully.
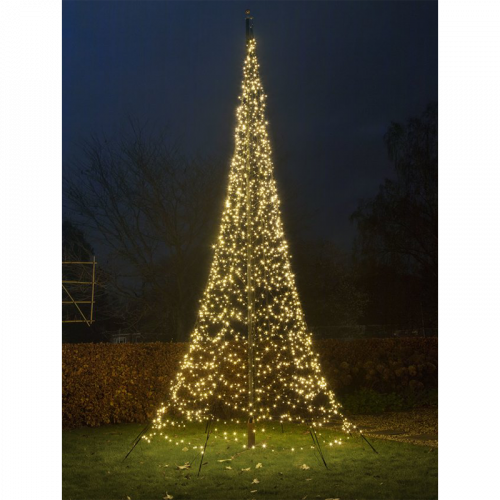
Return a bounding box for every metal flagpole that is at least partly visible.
[245,9,256,449]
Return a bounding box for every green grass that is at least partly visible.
[62,422,437,500]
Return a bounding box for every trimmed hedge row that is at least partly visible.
[62,338,437,428]
[318,338,438,394]
[62,343,185,428]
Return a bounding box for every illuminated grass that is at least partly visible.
[62,422,437,500]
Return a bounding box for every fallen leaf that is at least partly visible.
[225,466,232,470]
[255,463,263,469]
[306,478,312,481]
[252,478,260,484]
[217,459,232,463]
[181,447,189,452]
[302,496,308,500]
[325,498,340,500]
[300,464,310,470]
[251,490,258,494]
[241,467,251,472]
[163,494,173,500]
[176,463,191,470]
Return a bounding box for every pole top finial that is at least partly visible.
[245,10,254,41]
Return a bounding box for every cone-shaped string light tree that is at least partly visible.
[150,12,354,449]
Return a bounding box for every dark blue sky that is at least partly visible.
[63,0,438,249]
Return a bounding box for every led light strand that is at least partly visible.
[148,37,356,441]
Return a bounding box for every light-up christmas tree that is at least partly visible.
[148,12,357,450]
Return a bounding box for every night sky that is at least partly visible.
[63,0,438,249]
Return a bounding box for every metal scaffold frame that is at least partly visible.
[62,256,97,326]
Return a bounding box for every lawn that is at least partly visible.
[62,422,437,500]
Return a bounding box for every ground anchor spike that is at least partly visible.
[309,427,329,469]
[360,432,378,454]
[198,418,212,476]
[123,422,152,461]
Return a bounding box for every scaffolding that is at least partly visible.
[62,257,96,326]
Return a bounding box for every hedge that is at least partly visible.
[62,338,437,428]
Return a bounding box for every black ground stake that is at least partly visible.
[123,422,152,461]
[360,433,378,454]
[308,429,323,466]
[313,429,329,470]
[309,427,329,469]
[197,418,212,476]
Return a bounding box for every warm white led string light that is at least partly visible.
[145,30,360,450]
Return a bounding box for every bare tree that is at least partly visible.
[351,102,438,326]
[65,124,224,340]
